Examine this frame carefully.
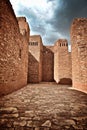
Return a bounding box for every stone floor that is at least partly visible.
[0,83,87,130]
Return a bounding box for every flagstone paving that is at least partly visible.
[0,83,87,130]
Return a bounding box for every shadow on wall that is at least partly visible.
[28,52,39,83]
[42,46,54,82]
[59,78,72,85]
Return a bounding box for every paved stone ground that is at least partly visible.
[0,83,87,130]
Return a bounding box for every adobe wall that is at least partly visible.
[0,0,29,96]
[28,35,43,83]
[42,46,54,82]
[71,18,87,92]
[54,39,72,84]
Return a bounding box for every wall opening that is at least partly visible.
[19,49,21,59]
[59,78,72,85]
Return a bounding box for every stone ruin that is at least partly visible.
[0,0,29,95]
[54,39,72,84]
[71,18,87,92]
[28,35,43,83]
[0,0,87,96]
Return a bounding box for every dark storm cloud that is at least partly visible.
[10,0,87,45]
[46,0,87,44]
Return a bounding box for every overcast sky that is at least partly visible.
[10,0,87,45]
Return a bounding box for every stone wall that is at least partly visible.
[28,35,43,83]
[28,37,72,84]
[54,39,72,84]
[71,18,87,92]
[42,46,54,82]
[54,44,59,83]
[0,0,29,96]
[17,17,30,42]
[17,17,30,84]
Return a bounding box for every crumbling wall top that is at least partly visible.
[72,18,87,25]
[17,17,26,22]
[71,18,87,45]
[54,39,68,47]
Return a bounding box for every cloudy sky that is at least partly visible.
[10,0,87,45]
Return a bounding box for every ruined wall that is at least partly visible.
[54,43,59,83]
[71,18,87,92]
[54,39,72,84]
[17,17,30,42]
[17,17,30,83]
[28,35,43,83]
[39,39,43,82]
[0,0,29,96]
[42,46,54,82]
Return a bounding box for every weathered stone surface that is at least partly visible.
[71,18,87,92]
[20,121,26,127]
[17,17,30,42]
[28,36,72,84]
[25,111,35,118]
[35,128,40,130]
[2,113,19,118]
[0,119,8,126]
[54,39,72,85]
[42,120,51,127]
[0,107,18,114]
[64,119,76,126]
[0,0,29,96]
[27,121,33,127]
[0,83,87,129]
[14,120,26,127]
[28,35,43,83]
[42,46,54,82]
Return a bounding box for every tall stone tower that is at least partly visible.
[71,18,87,92]
[28,35,43,83]
[0,0,29,96]
[54,39,72,84]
